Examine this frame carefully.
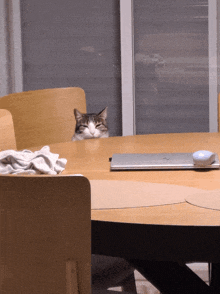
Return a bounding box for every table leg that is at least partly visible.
[128,259,215,294]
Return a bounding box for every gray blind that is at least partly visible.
[20,0,122,136]
[134,0,209,134]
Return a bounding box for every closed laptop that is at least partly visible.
[110,153,220,171]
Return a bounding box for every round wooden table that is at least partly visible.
[32,132,220,226]
[32,133,220,293]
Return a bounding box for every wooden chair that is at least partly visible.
[0,174,91,294]
[0,109,16,150]
[0,87,87,150]
[0,87,137,293]
[218,93,220,132]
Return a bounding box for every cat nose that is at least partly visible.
[88,124,95,135]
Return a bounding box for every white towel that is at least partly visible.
[0,146,67,175]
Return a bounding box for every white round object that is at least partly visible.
[192,150,216,166]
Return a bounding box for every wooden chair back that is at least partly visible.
[0,109,16,150]
[0,175,91,294]
[218,94,220,132]
[0,87,86,150]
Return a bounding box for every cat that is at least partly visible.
[71,107,109,141]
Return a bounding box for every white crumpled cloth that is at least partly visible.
[0,146,67,175]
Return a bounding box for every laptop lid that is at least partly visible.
[110,153,220,171]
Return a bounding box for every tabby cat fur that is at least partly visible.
[71,107,109,141]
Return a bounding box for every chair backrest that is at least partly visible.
[0,174,91,294]
[0,87,86,150]
[0,109,16,150]
[218,93,220,132]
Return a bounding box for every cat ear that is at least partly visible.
[74,109,83,120]
[98,107,108,119]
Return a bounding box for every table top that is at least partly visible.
[31,133,220,227]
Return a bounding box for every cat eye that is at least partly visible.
[96,123,102,128]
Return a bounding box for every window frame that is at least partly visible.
[120,0,219,133]
[208,0,218,132]
[4,0,23,94]
[8,0,219,133]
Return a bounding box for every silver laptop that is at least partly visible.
[110,153,220,171]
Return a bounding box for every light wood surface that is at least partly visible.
[0,175,91,294]
[90,180,202,209]
[186,189,220,211]
[218,93,220,132]
[0,87,86,150]
[0,109,16,150]
[30,133,220,227]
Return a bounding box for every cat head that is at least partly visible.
[72,107,109,140]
